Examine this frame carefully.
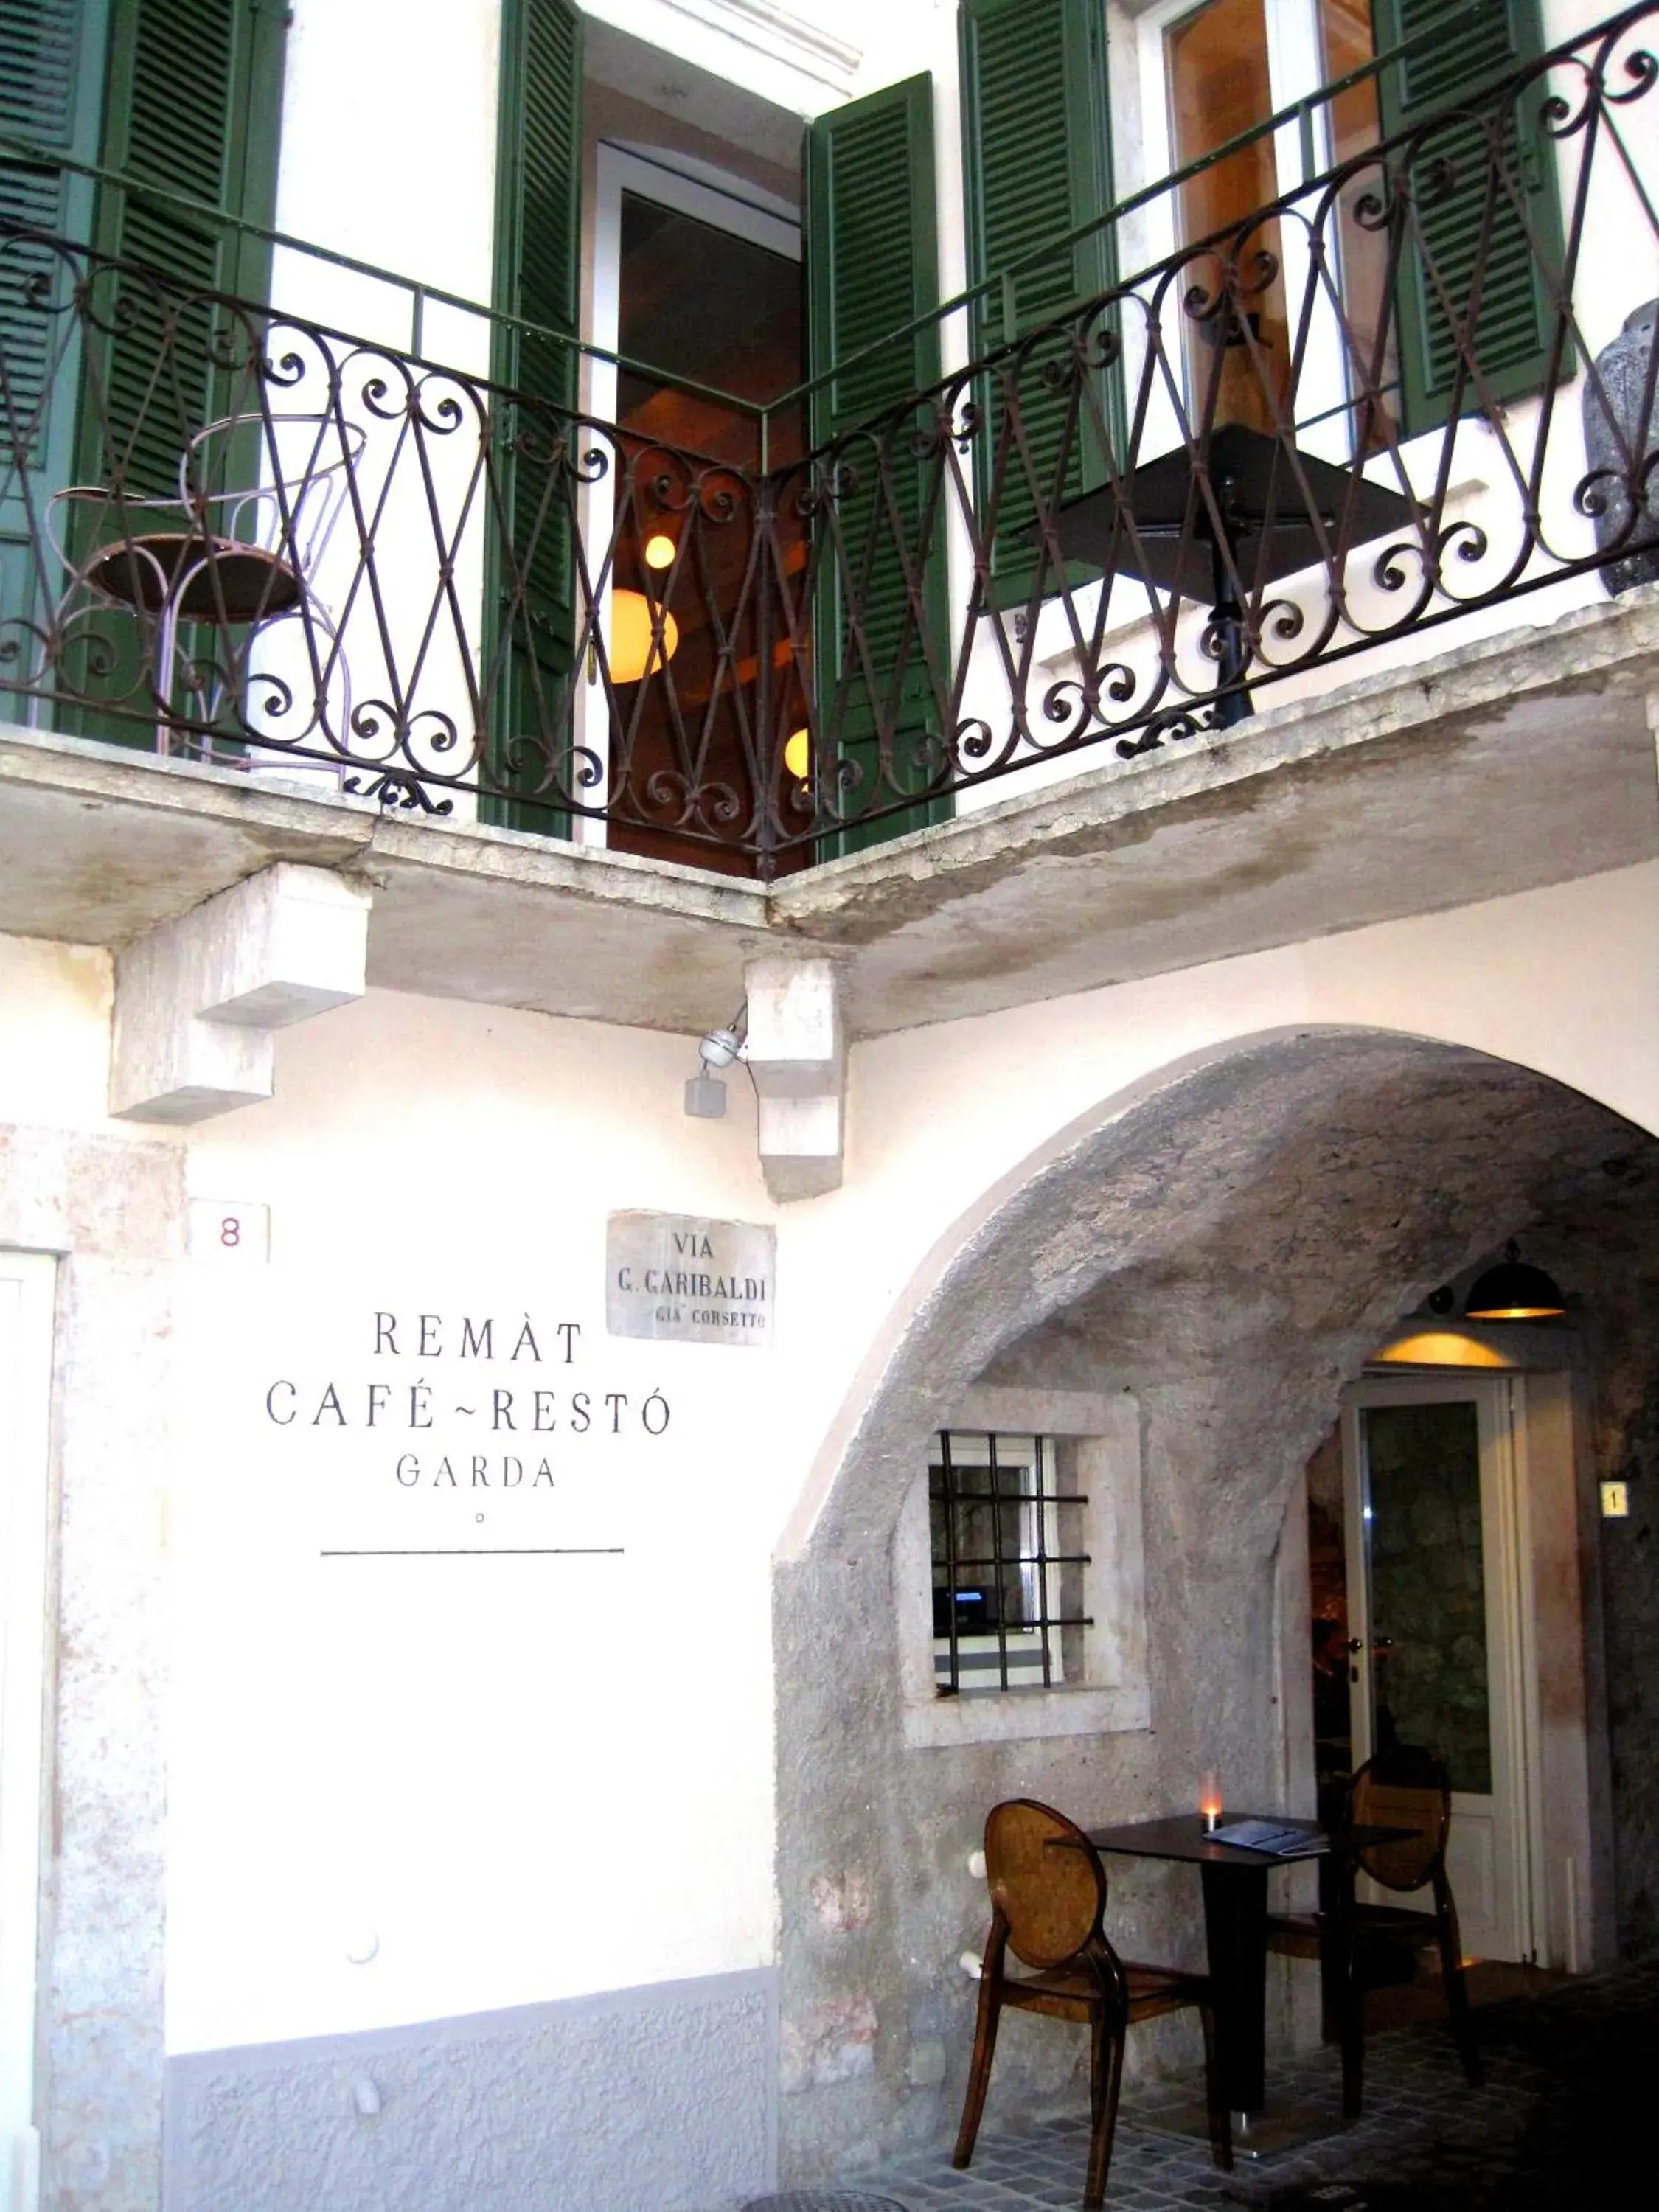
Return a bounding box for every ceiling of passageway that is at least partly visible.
[786,1024,1659,1568]
[972,1031,1659,1388]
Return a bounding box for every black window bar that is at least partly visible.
[930,1430,1092,1697]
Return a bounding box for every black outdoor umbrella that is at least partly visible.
[1043,420,1420,725]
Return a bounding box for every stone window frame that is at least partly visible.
[894,1387,1150,1748]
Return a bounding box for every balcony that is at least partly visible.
[1,5,1658,1031]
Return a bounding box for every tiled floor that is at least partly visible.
[860,1961,1659,2211]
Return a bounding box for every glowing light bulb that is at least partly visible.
[608,589,678,683]
[784,727,811,780]
[643,532,676,570]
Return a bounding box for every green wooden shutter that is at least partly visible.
[806,72,948,852]
[0,0,105,650]
[483,0,582,835]
[959,0,1115,596]
[83,0,285,494]
[60,0,285,744]
[1373,0,1569,434]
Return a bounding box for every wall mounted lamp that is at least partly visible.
[684,1007,746,1119]
[1464,1240,1566,1321]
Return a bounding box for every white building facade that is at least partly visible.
[3,3,1658,2208]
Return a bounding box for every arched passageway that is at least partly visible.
[774,1026,1659,2182]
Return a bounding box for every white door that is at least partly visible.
[0,1253,54,2212]
[1341,1374,1539,1963]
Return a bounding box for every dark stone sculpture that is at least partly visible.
[1584,299,1659,594]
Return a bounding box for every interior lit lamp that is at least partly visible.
[643,532,676,570]
[1464,1240,1566,1321]
[783,727,811,781]
[608,588,679,684]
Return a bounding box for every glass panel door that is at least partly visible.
[1342,1374,1535,1962]
[1363,1399,1493,1790]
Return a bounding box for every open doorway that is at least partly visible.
[589,146,807,874]
[580,23,808,876]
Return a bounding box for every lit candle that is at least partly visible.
[1200,1773,1222,1832]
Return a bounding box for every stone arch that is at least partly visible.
[774,1023,1659,2180]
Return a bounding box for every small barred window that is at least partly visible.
[929,1430,1091,1695]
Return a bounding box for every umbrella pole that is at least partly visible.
[1208,530,1253,729]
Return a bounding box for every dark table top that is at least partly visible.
[1072,1812,1415,1868]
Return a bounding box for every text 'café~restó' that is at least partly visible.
[261,1307,679,1488]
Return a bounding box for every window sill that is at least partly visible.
[901,1683,1150,1750]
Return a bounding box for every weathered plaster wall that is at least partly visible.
[774,862,1659,1566]
[1506,1189,1659,1957]
[773,1030,1652,2183]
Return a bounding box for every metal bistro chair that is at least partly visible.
[954,1798,1231,2208]
[49,410,361,760]
[1266,1745,1482,2117]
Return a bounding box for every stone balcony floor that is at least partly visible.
[862,1961,1659,2211]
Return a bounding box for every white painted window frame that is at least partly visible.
[574,142,802,845]
[895,1388,1149,1750]
[0,1253,55,2212]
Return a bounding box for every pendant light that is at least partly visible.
[1464,1240,1565,1321]
[608,589,679,684]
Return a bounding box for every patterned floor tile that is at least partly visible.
[860,1962,1659,2211]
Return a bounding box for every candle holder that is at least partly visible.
[1199,1772,1222,1832]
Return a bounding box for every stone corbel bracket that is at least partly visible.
[742,954,845,1202]
[110,863,371,1124]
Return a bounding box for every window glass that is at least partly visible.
[929,1431,1087,1695]
[1166,0,1288,433]
[1166,0,1396,448]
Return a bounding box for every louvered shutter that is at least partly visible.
[1,0,105,658]
[483,0,582,835]
[959,0,1115,597]
[60,0,285,744]
[806,72,948,852]
[1373,0,1568,433]
[1,1,94,465]
[81,0,285,495]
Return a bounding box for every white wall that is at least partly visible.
[274,0,501,353]
[9,843,1659,2067]
[0,936,118,1133]
[167,997,785,2053]
[123,850,1659,2054]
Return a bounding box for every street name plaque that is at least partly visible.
[606,1211,775,1347]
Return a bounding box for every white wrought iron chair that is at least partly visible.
[48,409,363,768]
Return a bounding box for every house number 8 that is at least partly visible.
[189,1200,269,1264]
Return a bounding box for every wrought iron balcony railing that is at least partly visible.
[1,4,1655,877]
